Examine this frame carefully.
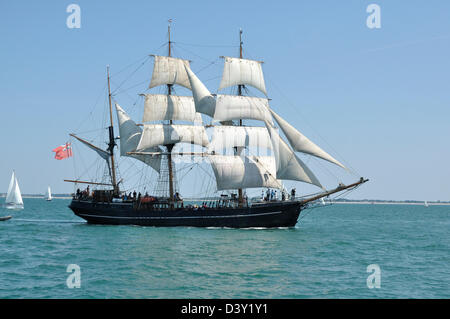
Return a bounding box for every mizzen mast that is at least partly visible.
[107,66,119,196]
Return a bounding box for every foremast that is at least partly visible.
[237,29,244,206]
[166,22,175,206]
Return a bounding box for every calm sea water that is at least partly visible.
[0,198,448,299]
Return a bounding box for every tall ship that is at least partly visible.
[66,27,367,227]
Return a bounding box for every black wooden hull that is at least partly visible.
[69,200,303,228]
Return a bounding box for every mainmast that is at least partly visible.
[166,21,175,206]
[237,28,244,206]
[107,66,119,195]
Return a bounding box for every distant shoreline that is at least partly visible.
[330,201,450,206]
[0,195,72,200]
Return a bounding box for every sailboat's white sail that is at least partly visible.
[185,66,272,123]
[269,109,345,169]
[208,126,273,153]
[214,95,272,123]
[5,171,24,209]
[208,155,280,191]
[266,122,323,189]
[149,56,192,90]
[116,103,162,172]
[71,134,110,161]
[142,94,202,123]
[45,186,52,201]
[218,57,267,95]
[184,65,216,117]
[136,124,210,150]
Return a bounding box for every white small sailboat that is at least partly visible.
[320,198,326,206]
[45,186,52,201]
[5,171,24,210]
[424,201,429,207]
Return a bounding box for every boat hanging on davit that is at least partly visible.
[66,27,368,228]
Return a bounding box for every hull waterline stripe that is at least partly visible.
[77,210,289,220]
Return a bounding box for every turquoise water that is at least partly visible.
[0,198,449,298]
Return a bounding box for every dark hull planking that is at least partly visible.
[69,199,303,228]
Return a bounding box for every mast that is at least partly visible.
[237,28,244,206]
[107,66,119,195]
[167,21,175,206]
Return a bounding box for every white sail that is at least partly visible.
[5,171,24,209]
[269,109,345,169]
[45,186,52,201]
[184,65,216,117]
[208,155,279,191]
[185,66,272,122]
[115,103,161,173]
[71,134,110,161]
[142,94,201,123]
[136,124,210,150]
[214,95,273,123]
[218,57,267,95]
[149,55,192,90]
[266,122,323,188]
[209,126,273,153]
[5,171,15,204]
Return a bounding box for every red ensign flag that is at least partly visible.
[53,143,73,160]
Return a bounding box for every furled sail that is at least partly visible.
[71,134,110,161]
[136,124,210,150]
[142,94,202,123]
[269,109,345,169]
[6,171,23,207]
[209,126,273,153]
[115,103,161,173]
[265,122,323,189]
[218,57,267,95]
[208,155,279,191]
[149,55,191,90]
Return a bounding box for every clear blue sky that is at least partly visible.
[1,1,449,201]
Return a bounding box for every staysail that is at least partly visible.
[185,66,272,123]
[269,109,345,169]
[265,122,323,189]
[115,103,162,173]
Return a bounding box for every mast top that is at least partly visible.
[239,28,243,59]
[168,19,172,57]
